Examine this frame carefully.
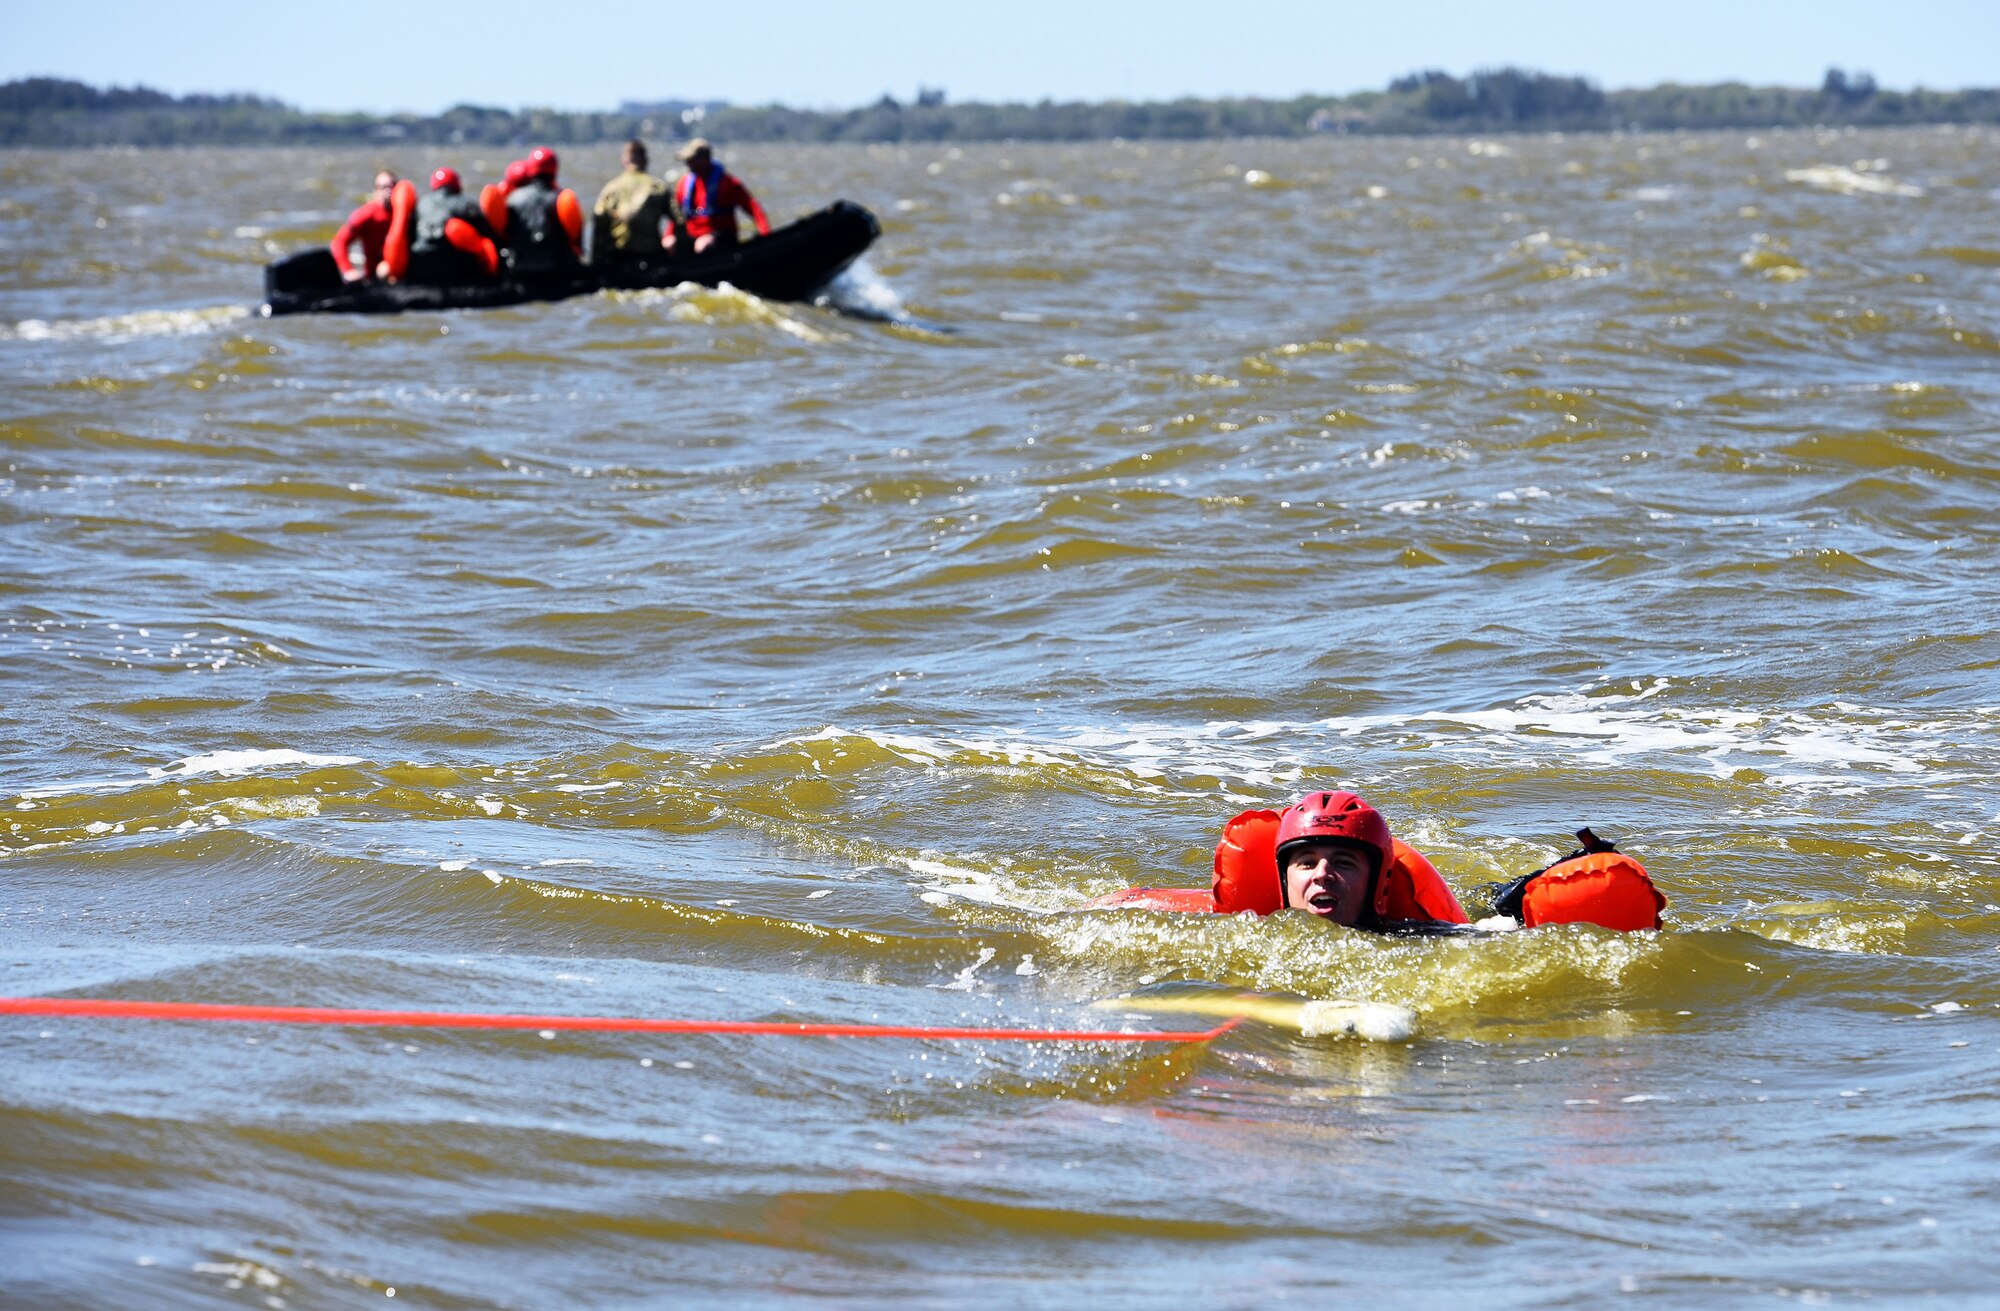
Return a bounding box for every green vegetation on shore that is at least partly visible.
[6,68,1999,148]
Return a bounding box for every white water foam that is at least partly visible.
[814,258,907,322]
[600,279,833,343]
[776,689,1975,802]
[1784,165,1925,198]
[1298,1000,1418,1041]
[19,749,364,800]
[2,304,251,343]
[934,946,997,991]
[664,280,838,343]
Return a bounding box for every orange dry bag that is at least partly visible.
[380,179,417,282]
[1520,850,1665,931]
[1492,829,1665,931]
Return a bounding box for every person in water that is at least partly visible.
[1088,789,1665,934]
[667,138,770,254]
[591,139,675,267]
[1280,809,1411,926]
[1264,790,1470,932]
[403,167,500,284]
[330,170,397,283]
[501,147,584,276]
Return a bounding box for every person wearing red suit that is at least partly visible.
[667,139,769,253]
[329,170,396,283]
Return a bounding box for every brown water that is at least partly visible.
[3,129,1998,1307]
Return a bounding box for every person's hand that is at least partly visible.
[374,260,394,281]
[341,266,365,283]
[693,233,714,253]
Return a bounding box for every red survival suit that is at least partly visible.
[329,194,393,280]
[373,167,501,284]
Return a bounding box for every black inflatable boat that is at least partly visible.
[260,200,879,316]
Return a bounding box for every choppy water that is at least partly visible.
[4,128,1998,1307]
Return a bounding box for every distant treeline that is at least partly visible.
[6,68,2000,148]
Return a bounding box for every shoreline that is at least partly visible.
[9,70,1999,149]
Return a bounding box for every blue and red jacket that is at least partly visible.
[677,162,770,242]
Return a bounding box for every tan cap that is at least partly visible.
[676,137,712,162]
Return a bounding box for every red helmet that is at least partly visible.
[1273,791,1392,905]
[529,146,559,180]
[429,167,461,193]
[503,158,533,190]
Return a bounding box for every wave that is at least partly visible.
[771,691,1982,799]
[1784,164,1924,198]
[603,279,841,343]
[10,687,1984,845]
[18,748,362,800]
[1,304,250,343]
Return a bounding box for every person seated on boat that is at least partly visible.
[330,170,397,283]
[590,139,675,268]
[501,147,585,277]
[1085,790,1665,934]
[666,138,770,254]
[395,167,501,284]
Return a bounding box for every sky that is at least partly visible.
[8,0,1998,115]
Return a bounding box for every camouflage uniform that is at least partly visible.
[592,169,674,260]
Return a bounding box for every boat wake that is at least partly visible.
[814,258,902,319]
[814,258,954,333]
[664,281,842,343]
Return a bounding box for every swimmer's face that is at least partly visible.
[1282,840,1374,925]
